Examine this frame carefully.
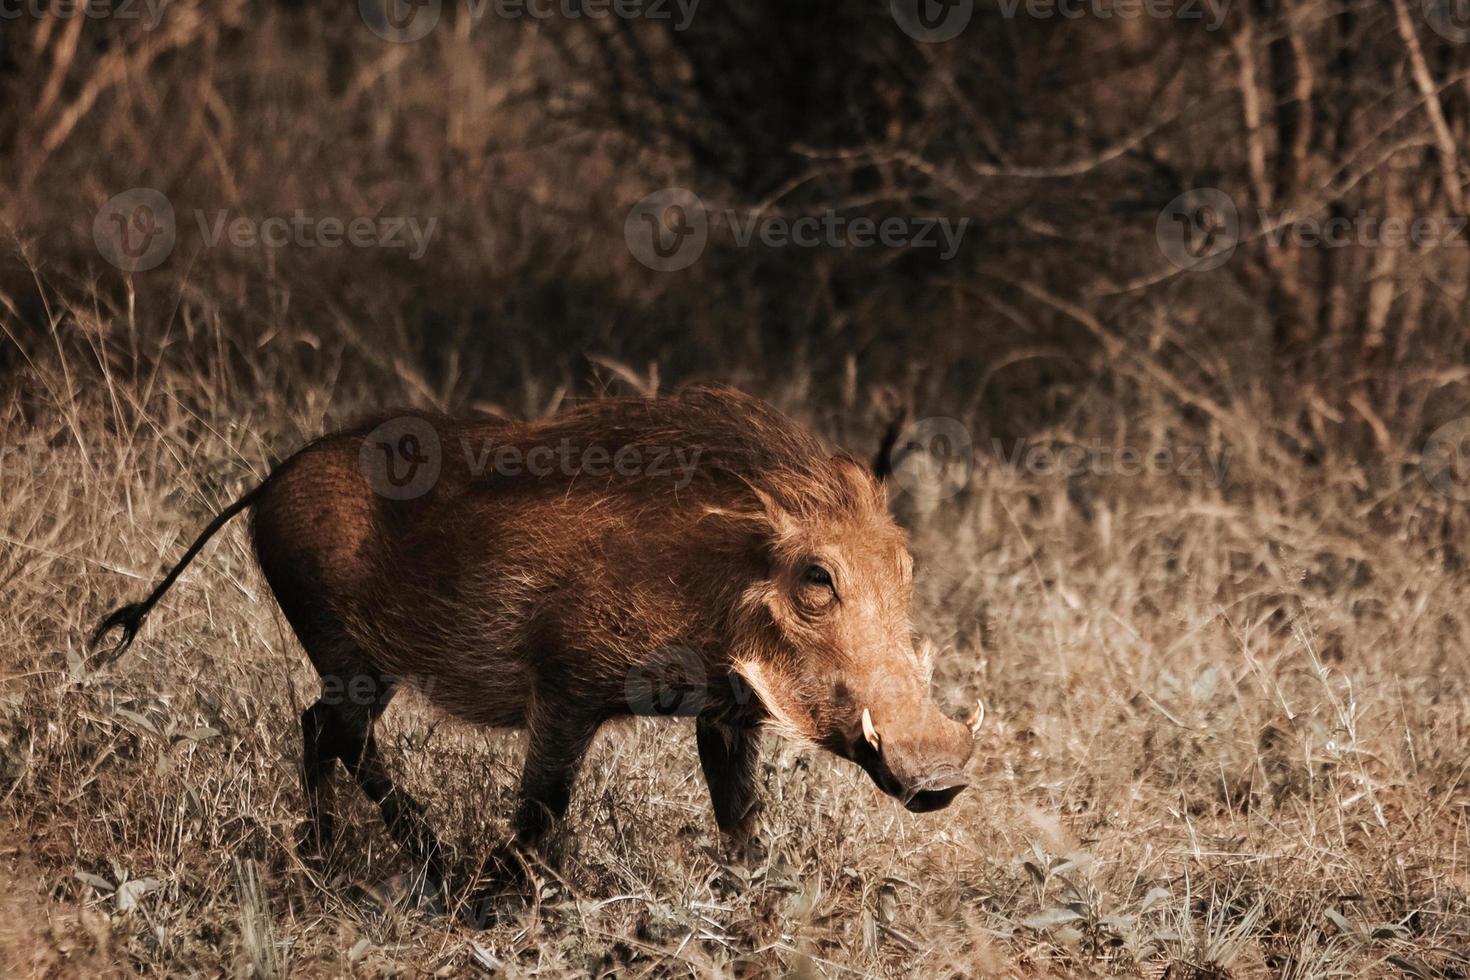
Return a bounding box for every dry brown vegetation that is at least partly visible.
[4,1,1470,977]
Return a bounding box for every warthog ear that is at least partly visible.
[702,487,798,552]
[828,453,889,511]
[750,486,799,542]
[871,412,908,480]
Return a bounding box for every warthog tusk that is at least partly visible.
[861,707,881,750]
[967,699,986,737]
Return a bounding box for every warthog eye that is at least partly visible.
[802,563,837,598]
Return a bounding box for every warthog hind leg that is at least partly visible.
[300,694,448,896]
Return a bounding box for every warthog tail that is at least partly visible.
[90,481,269,664]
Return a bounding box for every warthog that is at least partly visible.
[93,385,979,897]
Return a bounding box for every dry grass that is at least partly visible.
[3,4,1470,977]
[3,305,1469,978]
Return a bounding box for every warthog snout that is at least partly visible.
[850,702,979,813]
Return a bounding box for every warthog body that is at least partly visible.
[94,385,975,898]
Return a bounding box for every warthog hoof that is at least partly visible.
[455,843,537,929]
[293,814,337,865]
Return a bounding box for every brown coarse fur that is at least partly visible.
[91,384,973,916]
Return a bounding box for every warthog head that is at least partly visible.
[723,455,978,812]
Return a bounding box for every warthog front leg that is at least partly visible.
[462,694,603,926]
[512,698,604,849]
[696,715,762,843]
